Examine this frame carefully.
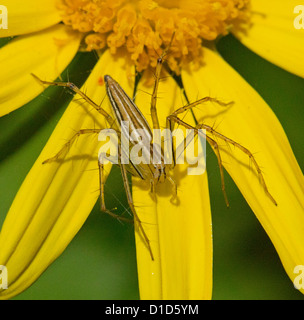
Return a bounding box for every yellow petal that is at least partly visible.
[0,24,81,117]
[0,0,61,37]
[233,0,304,78]
[0,50,134,299]
[133,73,213,299]
[182,47,304,294]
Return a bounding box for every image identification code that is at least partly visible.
[105,304,199,317]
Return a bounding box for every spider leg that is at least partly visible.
[150,33,175,130]
[172,96,233,118]
[98,159,132,223]
[167,114,229,206]
[120,161,154,261]
[197,122,277,206]
[32,73,115,126]
[205,134,230,207]
[117,145,154,261]
[168,114,277,206]
[42,129,101,164]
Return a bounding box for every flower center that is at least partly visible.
[58,0,250,73]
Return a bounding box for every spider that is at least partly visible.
[32,48,276,261]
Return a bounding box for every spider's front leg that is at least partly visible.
[31,73,115,126]
[150,33,175,131]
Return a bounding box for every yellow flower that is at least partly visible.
[0,0,304,299]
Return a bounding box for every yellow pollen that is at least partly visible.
[58,0,250,73]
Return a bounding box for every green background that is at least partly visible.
[0,34,304,300]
